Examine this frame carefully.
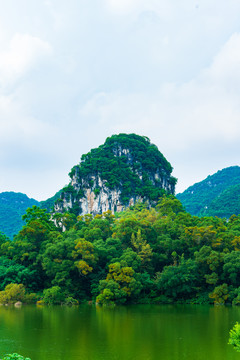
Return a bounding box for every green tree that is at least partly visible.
[131,229,152,265]
[229,322,240,352]
[0,283,35,304]
[155,258,199,301]
[73,238,97,276]
[42,286,65,305]
[97,262,140,305]
[223,251,240,286]
[22,206,55,230]
[0,256,36,291]
[41,232,77,291]
[209,284,229,305]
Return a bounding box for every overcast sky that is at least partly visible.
[0,0,240,201]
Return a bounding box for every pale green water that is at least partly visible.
[0,304,239,360]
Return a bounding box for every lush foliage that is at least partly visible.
[55,134,177,214]
[229,322,240,352]
[177,166,240,218]
[206,184,240,218]
[0,192,39,239]
[0,283,36,304]
[1,196,240,305]
[2,353,31,360]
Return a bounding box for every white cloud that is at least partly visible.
[205,33,240,86]
[1,0,240,200]
[0,33,52,86]
[104,0,176,17]
[104,0,140,14]
[77,31,240,193]
[0,93,55,144]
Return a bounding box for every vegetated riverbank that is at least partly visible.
[1,196,240,306]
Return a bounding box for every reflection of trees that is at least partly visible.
[1,305,240,360]
[94,305,173,359]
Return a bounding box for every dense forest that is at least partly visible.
[1,196,240,306]
[177,166,240,218]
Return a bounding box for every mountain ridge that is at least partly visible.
[0,191,39,239]
[176,166,240,217]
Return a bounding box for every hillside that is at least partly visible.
[176,166,240,217]
[40,190,62,212]
[54,133,177,215]
[0,192,39,239]
[205,183,240,218]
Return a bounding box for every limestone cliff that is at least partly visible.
[54,134,177,216]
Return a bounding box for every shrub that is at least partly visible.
[229,322,240,352]
[209,283,229,305]
[64,296,79,306]
[42,286,65,305]
[0,284,36,305]
[2,353,31,360]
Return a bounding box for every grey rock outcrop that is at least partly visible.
[55,176,143,216]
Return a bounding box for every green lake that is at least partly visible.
[0,304,239,360]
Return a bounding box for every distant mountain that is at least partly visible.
[0,192,39,239]
[176,166,240,218]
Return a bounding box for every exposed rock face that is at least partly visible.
[54,134,177,216]
[55,178,143,216]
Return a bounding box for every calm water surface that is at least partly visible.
[0,304,239,360]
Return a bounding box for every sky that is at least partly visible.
[1,0,240,201]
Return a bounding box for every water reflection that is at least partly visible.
[0,304,239,360]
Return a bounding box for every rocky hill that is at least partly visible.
[176,166,240,217]
[54,133,177,216]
